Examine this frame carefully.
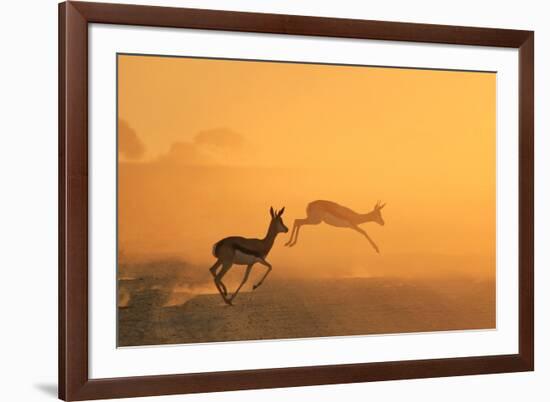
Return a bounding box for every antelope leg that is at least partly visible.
[285,220,300,246]
[287,217,321,247]
[209,260,226,295]
[215,263,234,305]
[351,225,380,253]
[230,264,253,302]
[253,259,272,290]
[208,260,222,277]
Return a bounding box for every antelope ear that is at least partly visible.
[379,203,386,210]
[270,207,275,218]
[278,207,285,217]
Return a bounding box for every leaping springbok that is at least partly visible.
[285,200,386,252]
[209,207,288,305]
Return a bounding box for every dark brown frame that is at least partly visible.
[59,1,534,400]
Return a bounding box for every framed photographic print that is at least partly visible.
[59,1,534,400]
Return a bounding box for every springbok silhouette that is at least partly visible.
[209,207,288,305]
[285,200,386,252]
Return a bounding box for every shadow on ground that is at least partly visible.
[34,383,57,398]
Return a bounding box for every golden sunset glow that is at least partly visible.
[117,54,496,279]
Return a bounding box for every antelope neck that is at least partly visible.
[356,210,377,224]
[262,222,279,253]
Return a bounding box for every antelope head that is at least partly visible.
[371,201,386,226]
[270,207,289,233]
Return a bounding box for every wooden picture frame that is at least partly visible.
[59,1,534,400]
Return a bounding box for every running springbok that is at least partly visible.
[209,207,288,305]
[285,200,386,252]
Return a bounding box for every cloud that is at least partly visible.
[158,128,247,166]
[119,120,145,160]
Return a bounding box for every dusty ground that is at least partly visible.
[118,270,495,346]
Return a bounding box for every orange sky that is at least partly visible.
[118,54,496,279]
